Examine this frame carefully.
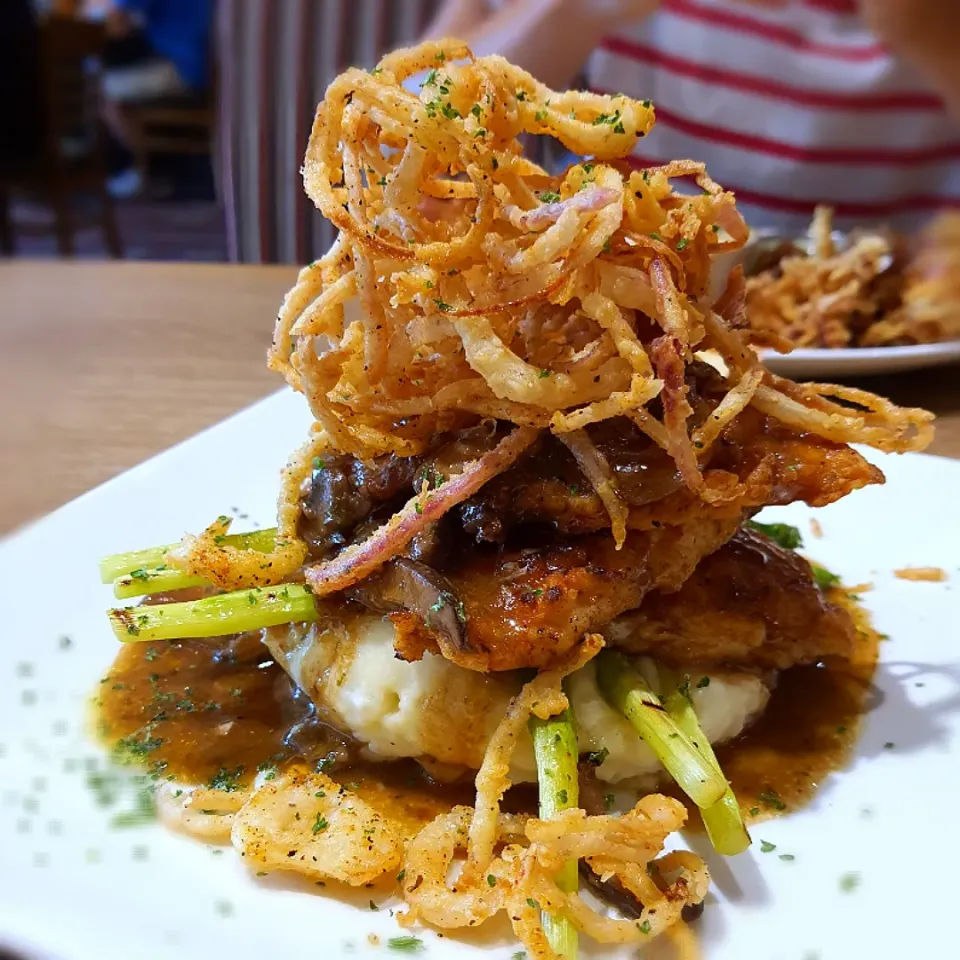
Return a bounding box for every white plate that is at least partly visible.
[2,389,959,960]
[759,340,960,380]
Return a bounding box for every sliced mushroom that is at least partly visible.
[348,557,470,655]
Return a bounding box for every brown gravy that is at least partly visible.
[717,591,880,824]
[95,632,470,833]
[95,589,880,830]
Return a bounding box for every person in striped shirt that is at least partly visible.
[426,0,960,232]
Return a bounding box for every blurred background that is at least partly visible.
[2,0,959,534]
[3,0,958,264]
[0,0,960,263]
[0,0,444,264]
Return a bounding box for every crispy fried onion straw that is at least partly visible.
[164,428,329,589]
[399,633,707,957]
[155,783,247,843]
[166,516,307,591]
[263,38,930,567]
[744,206,960,349]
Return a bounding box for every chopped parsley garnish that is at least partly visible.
[433,298,452,312]
[557,789,568,804]
[377,176,387,187]
[471,103,482,118]
[516,89,527,101]
[129,568,150,582]
[315,751,337,772]
[387,937,425,952]
[208,766,244,792]
[649,232,663,241]
[760,840,776,853]
[440,102,460,120]
[397,868,406,883]
[539,191,561,203]
[114,733,164,762]
[592,109,625,133]
[487,873,497,886]
[839,871,860,893]
[748,520,803,550]
[604,793,615,810]
[697,676,710,689]
[422,68,438,87]
[758,789,786,811]
[312,813,328,834]
[779,853,796,862]
[586,747,609,766]
[638,920,651,935]
[538,368,551,378]
[526,897,538,910]
[812,565,841,589]
[534,108,548,122]
[675,238,689,251]
[369,899,379,911]
[110,784,156,828]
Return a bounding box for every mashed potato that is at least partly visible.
[264,614,769,785]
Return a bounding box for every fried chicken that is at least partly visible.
[606,526,855,670]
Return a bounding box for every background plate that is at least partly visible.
[760,340,960,380]
[1,390,959,959]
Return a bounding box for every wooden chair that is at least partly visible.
[123,93,214,188]
[0,15,121,257]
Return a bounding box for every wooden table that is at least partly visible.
[1,260,959,535]
[0,261,296,534]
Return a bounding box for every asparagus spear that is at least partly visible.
[595,651,726,809]
[99,528,279,583]
[661,670,751,856]
[112,566,209,600]
[530,704,579,960]
[108,583,317,642]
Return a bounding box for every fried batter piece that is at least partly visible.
[606,526,856,670]
[391,515,741,672]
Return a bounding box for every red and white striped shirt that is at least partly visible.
[587,0,960,232]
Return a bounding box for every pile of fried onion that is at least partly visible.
[157,38,936,957]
